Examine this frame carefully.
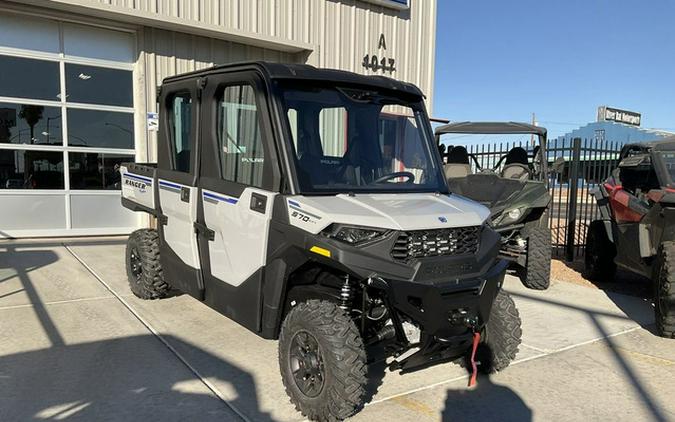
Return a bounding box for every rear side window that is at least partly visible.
[169,93,192,173]
[217,85,265,187]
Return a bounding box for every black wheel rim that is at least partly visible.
[129,248,143,282]
[289,330,325,398]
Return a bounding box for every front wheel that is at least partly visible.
[654,242,675,339]
[279,300,367,421]
[472,290,522,373]
[519,219,552,290]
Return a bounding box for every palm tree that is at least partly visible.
[18,105,44,187]
[19,105,44,144]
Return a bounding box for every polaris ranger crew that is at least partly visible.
[121,62,522,421]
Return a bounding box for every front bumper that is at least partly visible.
[380,258,508,372]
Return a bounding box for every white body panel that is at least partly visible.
[287,193,490,234]
[158,179,200,269]
[203,188,276,287]
[120,166,155,210]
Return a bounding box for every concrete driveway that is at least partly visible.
[1,238,673,421]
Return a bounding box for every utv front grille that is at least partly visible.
[391,226,481,261]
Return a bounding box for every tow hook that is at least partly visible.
[464,317,481,388]
[468,330,481,387]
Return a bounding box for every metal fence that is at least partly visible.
[465,137,623,260]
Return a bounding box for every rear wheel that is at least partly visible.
[584,220,617,281]
[519,217,552,290]
[654,242,675,338]
[279,300,367,421]
[470,290,522,373]
[126,229,169,299]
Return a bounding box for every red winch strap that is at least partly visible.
[468,331,481,387]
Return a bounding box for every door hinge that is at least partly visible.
[194,221,215,241]
[158,214,168,226]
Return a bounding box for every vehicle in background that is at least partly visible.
[586,138,675,338]
[435,122,552,290]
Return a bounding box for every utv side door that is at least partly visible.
[196,71,280,332]
[156,80,204,299]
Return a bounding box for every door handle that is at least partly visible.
[180,187,190,203]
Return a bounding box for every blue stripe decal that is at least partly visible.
[159,180,182,190]
[203,191,238,205]
[288,200,300,208]
[124,173,152,184]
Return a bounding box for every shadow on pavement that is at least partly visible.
[0,335,275,421]
[0,242,276,421]
[556,258,658,335]
[442,374,531,422]
[511,290,669,422]
[0,245,63,346]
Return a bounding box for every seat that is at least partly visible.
[501,147,530,180]
[444,146,471,179]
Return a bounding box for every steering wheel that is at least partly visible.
[372,171,415,184]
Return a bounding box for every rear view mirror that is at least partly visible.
[550,156,565,173]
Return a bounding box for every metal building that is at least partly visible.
[0,0,437,237]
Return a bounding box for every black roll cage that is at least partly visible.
[434,121,548,181]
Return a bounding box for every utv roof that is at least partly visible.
[162,61,424,98]
[435,122,547,137]
[624,136,675,151]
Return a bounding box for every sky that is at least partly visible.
[432,1,675,138]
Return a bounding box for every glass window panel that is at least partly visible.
[65,64,133,107]
[0,102,62,146]
[70,194,137,229]
[319,107,347,157]
[169,94,192,173]
[0,14,60,55]
[0,194,66,230]
[0,149,64,189]
[67,109,134,149]
[69,152,134,190]
[217,85,265,187]
[63,23,134,63]
[0,55,60,101]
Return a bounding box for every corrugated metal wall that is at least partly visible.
[56,0,437,160]
[140,28,299,160]
[92,0,437,108]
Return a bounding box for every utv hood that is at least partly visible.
[447,174,549,217]
[286,192,490,235]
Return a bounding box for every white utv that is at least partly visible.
[120,62,522,421]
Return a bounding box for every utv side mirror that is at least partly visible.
[550,156,565,173]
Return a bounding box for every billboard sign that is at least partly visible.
[597,106,641,126]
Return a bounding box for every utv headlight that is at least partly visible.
[323,224,388,245]
[493,207,527,226]
[507,208,522,221]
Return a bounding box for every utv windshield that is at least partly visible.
[279,84,447,194]
[654,150,675,187]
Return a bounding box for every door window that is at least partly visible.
[217,85,265,187]
[169,93,193,173]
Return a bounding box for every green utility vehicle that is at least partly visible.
[435,122,552,290]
